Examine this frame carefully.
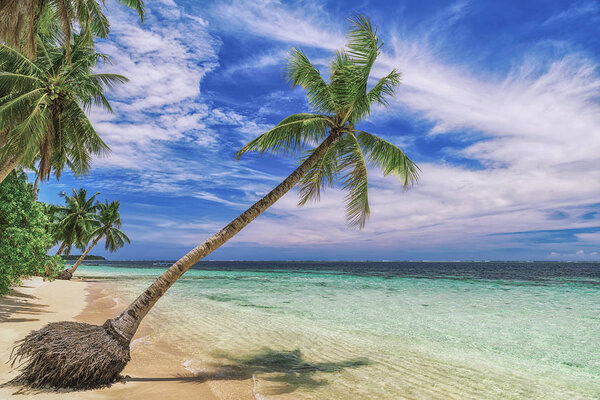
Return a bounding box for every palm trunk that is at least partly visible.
[67,235,102,275]
[56,242,68,256]
[32,174,40,200]
[109,133,338,341]
[0,155,22,184]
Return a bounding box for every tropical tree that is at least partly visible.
[42,202,65,245]
[0,171,53,295]
[53,188,99,257]
[59,200,130,280]
[0,33,127,184]
[9,16,420,389]
[0,0,145,60]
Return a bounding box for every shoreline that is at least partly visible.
[0,277,253,399]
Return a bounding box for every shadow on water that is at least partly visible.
[128,348,370,395]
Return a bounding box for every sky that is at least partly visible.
[37,0,600,261]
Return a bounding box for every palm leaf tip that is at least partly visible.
[355,130,420,190]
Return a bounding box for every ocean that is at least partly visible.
[76,261,600,399]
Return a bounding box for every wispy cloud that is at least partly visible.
[43,0,600,260]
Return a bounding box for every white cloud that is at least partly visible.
[60,0,600,259]
[212,0,345,50]
[575,232,600,244]
[180,0,600,257]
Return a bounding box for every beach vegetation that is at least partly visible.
[0,33,127,185]
[58,199,130,279]
[52,188,100,257]
[0,171,58,295]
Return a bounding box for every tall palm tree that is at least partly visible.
[10,16,420,389]
[53,188,99,257]
[0,33,127,184]
[60,200,130,279]
[0,0,145,60]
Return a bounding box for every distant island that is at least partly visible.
[61,255,106,261]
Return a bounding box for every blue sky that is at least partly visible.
[37,0,600,261]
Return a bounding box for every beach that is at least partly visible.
[1,262,599,399]
[0,277,254,399]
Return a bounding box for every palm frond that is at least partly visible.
[286,48,334,114]
[346,15,380,70]
[355,130,420,189]
[297,138,344,206]
[367,69,401,107]
[116,0,145,22]
[236,113,330,159]
[339,134,370,228]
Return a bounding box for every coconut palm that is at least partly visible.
[53,188,99,257]
[60,200,130,280]
[0,33,127,184]
[9,16,420,389]
[42,202,65,245]
[0,0,145,60]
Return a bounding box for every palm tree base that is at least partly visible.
[8,320,130,389]
[55,269,72,280]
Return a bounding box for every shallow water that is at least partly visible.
[76,261,600,399]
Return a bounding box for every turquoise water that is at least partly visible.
[76,262,600,399]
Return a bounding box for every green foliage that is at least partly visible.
[0,0,145,60]
[0,34,126,182]
[54,188,100,254]
[0,171,54,295]
[238,15,420,228]
[90,200,130,253]
[236,113,331,158]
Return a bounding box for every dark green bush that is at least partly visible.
[0,172,54,295]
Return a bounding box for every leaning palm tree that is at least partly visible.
[0,0,144,60]
[9,16,420,389]
[0,33,127,184]
[53,188,100,257]
[59,200,130,280]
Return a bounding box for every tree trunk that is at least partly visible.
[109,133,339,341]
[0,155,22,184]
[67,235,102,276]
[56,242,68,256]
[32,174,40,200]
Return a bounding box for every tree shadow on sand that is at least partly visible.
[0,289,49,323]
[129,348,370,395]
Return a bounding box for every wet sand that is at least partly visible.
[0,277,254,399]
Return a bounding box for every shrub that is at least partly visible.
[0,172,53,295]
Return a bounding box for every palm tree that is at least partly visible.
[9,16,420,389]
[0,33,127,184]
[60,200,130,279]
[53,188,99,257]
[0,0,145,60]
[42,202,65,246]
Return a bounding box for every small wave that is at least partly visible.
[113,297,120,305]
[130,336,150,349]
[182,359,206,376]
[252,373,268,400]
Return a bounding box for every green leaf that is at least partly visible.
[339,134,370,228]
[355,130,420,189]
[236,113,331,159]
